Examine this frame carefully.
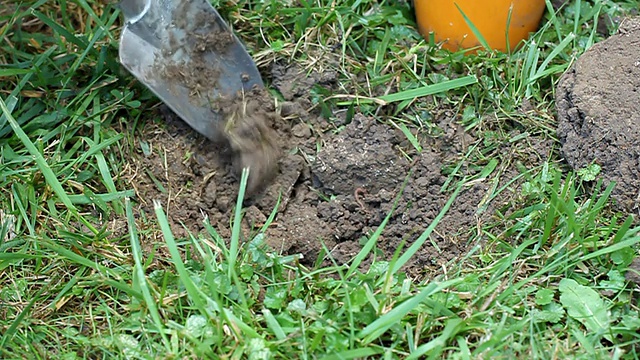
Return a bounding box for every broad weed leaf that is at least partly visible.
[559,278,611,342]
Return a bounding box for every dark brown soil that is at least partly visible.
[556,17,640,213]
[127,63,552,277]
[626,257,640,286]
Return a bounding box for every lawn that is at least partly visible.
[1,0,640,358]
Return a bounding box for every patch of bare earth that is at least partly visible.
[121,58,553,278]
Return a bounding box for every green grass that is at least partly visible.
[2,0,640,358]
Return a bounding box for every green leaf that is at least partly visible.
[246,338,271,360]
[211,272,232,295]
[184,315,212,338]
[264,287,287,310]
[286,299,307,314]
[532,302,564,323]
[558,278,611,341]
[599,270,625,292]
[577,163,601,182]
[348,286,369,311]
[535,288,554,306]
[620,312,640,328]
[270,39,285,51]
[611,246,635,266]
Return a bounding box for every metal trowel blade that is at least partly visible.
[118,0,263,142]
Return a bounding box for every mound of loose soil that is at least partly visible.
[556,17,640,212]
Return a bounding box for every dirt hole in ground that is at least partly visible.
[123,61,554,278]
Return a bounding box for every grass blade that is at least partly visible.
[319,347,383,360]
[154,199,208,311]
[378,76,478,103]
[333,76,478,106]
[0,96,76,212]
[229,168,249,275]
[262,309,286,341]
[454,3,490,50]
[359,278,463,344]
[127,198,171,350]
[0,284,48,348]
[66,189,135,205]
[154,197,258,339]
[347,173,411,277]
[407,318,464,360]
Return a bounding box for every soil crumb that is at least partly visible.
[556,17,640,212]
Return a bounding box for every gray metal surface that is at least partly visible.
[118,0,263,141]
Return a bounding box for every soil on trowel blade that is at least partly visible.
[127,61,551,277]
[148,0,279,196]
[156,2,232,105]
[556,17,640,213]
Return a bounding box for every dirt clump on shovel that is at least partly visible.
[150,1,281,196]
[214,88,282,196]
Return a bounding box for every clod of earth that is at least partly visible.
[556,17,640,212]
[311,114,409,195]
[218,88,282,196]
